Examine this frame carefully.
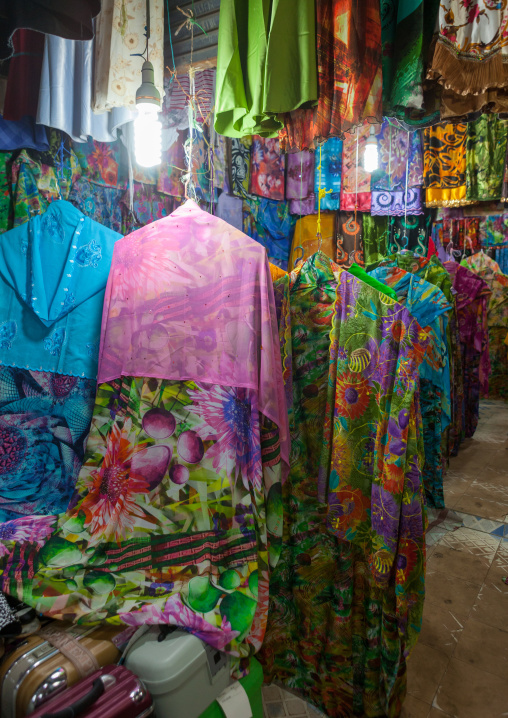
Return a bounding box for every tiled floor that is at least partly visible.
[262,400,508,717]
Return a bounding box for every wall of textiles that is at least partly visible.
[1,3,508,718]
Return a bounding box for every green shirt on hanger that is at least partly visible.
[214,0,318,138]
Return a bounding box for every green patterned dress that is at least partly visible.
[260,253,427,717]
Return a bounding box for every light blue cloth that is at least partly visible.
[314,137,343,211]
[36,35,135,143]
[369,266,452,430]
[0,200,122,379]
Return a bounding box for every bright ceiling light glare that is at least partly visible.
[363,126,379,173]
[134,61,162,168]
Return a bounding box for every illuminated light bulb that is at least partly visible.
[363,126,379,173]
[134,102,162,167]
[134,61,162,168]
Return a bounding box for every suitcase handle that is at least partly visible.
[40,677,106,718]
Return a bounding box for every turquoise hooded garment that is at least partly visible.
[0,200,121,520]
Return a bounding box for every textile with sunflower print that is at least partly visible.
[423,123,472,208]
[444,262,491,446]
[368,266,452,508]
[0,378,283,670]
[259,253,427,717]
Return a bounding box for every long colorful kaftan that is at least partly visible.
[444,262,491,445]
[468,266,508,400]
[279,0,383,151]
[260,253,427,718]
[0,200,121,520]
[0,201,289,673]
[369,266,452,508]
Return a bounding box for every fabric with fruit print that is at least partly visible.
[93,0,164,111]
[0,377,284,666]
[260,253,427,717]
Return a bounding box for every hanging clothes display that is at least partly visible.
[93,0,164,112]
[465,115,508,203]
[1,30,45,120]
[0,116,49,152]
[369,265,452,508]
[362,215,390,266]
[371,122,424,216]
[214,0,318,138]
[0,201,289,673]
[259,252,426,717]
[340,125,373,212]
[335,212,365,267]
[230,137,252,198]
[479,215,508,250]
[37,35,135,143]
[279,0,383,150]
[444,262,491,445]
[68,178,124,234]
[0,200,122,521]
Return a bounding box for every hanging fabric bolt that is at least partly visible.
[402,130,410,249]
[316,143,332,253]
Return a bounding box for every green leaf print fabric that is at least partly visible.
[466,115,508,203]
[260,253,428,718]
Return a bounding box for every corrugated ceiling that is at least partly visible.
[166,0,220,68]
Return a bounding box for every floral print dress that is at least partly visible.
[260,253,427,718]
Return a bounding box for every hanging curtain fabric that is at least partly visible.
[444,262,491,446]
[369,265,452,507]
[0,200,121,521]
[381,0,440,117]
[0,1,100,60]
[340,125,373,211]
[214,0,318,138]
[93,0,164,111]
[423,123,473,208]
[313,138,343,211]
[37,35,135,143]
[259,253,427,717]
[427,0,508,116]
[0,201,289,676]
[465,115,508,203]
[279,0,383,151]
[371,122,424,216]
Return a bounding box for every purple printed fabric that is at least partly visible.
[289,195,317,215]
[286,151,314,200]
[371,188,423,216]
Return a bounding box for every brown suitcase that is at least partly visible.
[0,622,132,718]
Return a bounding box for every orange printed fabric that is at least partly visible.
[423,123,473,208]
